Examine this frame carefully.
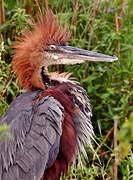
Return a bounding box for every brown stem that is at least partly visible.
[25,0,31,15]
[25,4,31,15]
[114,0,120,56]
[1,0,5,24]
[88,0,99,50]
[71,0,78,26]
[0,0,5,40]
[119,0,127,30]
[44,0,49,10]
[100,150,111,160]
[96,126,114,153]
[113,116,119,180]
[34,0,41,16]
[61,0,66,13]
[106,117,120,180]
[83,0,99,79]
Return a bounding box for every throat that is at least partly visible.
[41,66,60,89]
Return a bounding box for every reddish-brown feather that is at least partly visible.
[34,83,75,113]
[35,83,77,180]
[43,110,76,180]
[12,9,70,91]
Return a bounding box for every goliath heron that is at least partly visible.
[0,9,117,180]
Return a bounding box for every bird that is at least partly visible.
[0,8,118,180]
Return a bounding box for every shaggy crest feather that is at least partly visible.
[12,9,70,90]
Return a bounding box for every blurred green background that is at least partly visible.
[0,0,133,179]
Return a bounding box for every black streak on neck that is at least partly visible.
[41,66,60,89]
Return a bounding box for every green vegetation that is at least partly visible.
[0,0,133,179]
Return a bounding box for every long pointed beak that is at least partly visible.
[51,45,118,64]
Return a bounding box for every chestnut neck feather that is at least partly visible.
[36,82,94,179]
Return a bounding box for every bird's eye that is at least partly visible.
[48,45,56,51]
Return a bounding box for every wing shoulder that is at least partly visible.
[0,92,64,180]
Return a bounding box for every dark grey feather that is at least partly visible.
[0,91,63,180]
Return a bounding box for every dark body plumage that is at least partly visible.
[0,82,93,180]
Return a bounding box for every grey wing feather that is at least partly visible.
[0,91,63,180]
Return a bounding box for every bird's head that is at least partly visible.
[13,9,118,90]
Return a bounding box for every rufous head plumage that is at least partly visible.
[12,9,70,90]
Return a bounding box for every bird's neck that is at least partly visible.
[41,66,73,89]
[41,66,60,89]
